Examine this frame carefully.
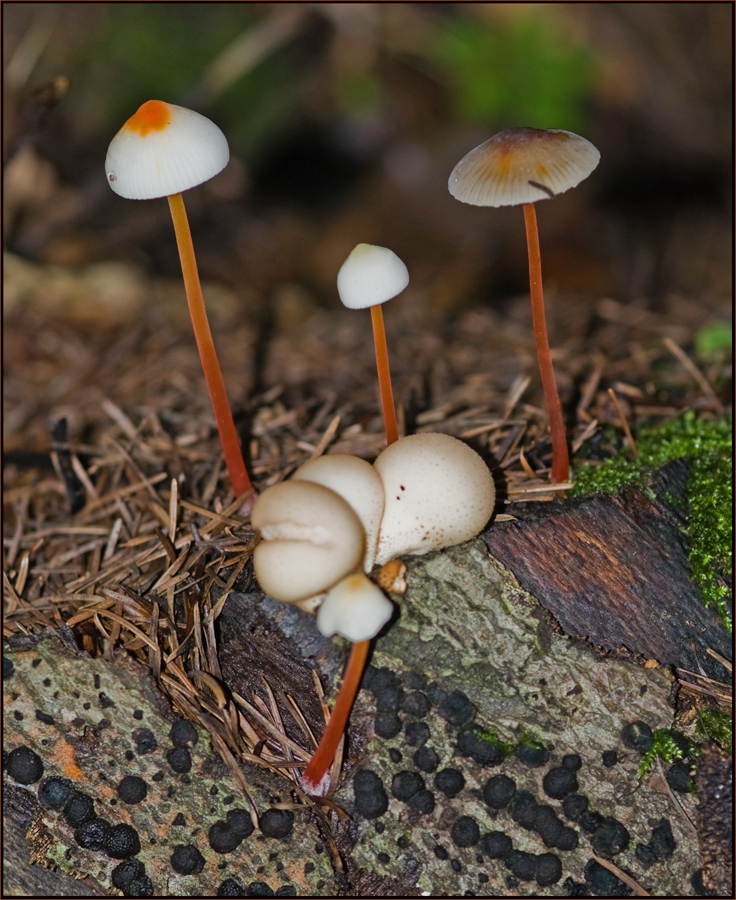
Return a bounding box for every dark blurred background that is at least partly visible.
[3,2,732,453]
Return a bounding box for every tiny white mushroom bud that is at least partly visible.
[337,243,409,310]
[252,481,364,604]
[292,454,385,571]
[374,432,496,566]
[316,573,393,642]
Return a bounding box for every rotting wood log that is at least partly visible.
[4,459,731,896]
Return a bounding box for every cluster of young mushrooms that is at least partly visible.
[106,102,599,794]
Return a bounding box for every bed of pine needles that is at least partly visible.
[3,271,731,826]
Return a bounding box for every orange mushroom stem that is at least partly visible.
[370,304,399,446]
[522,202,569,483]
[167,194,253,498]
[302,638,370,794]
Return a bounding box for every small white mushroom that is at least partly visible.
[373,432,496,566]
[337,243,409,445]
[316,573,393,642]
[292,454,385,571]
[251,480,364,605]
[105,100,252,499]
[337,243,409,310]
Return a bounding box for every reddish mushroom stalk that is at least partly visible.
[300,243,409,794]
[370,304,399,446]
[167,193,253,497]
[522,202,569,483]
[302,638,370,794]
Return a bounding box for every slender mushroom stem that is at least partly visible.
[167,193,253,498]
[302,638,370,794]
[522,202,569,483]
[370,304,399,446]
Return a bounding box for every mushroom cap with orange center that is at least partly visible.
[105,100,229,200]
[448,127,600,208]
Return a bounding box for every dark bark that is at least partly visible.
[486,458,732,682]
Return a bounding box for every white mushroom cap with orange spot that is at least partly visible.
[337,243,409,310]
[251,480,364,604]
[316,573,393,642]
[105,100,229,200]
[448,127,599,208]
[292,454,385,572]
[373,432,496,566]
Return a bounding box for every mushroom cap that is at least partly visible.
[105,100,229,200]
[316,573,394,642]
[292,454,385,572]
[373,433,496,566]
[448,127,599,208]
[252,480,364,604]
[337,243,409,310]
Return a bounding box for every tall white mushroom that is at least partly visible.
[105,100,252,500]
[449,127,600,483]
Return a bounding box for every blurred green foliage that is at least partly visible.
[694,321,732,361]
[85,6,244,127]
[433,10,594,131]
[79,4,309,154]
[64,4,597,156]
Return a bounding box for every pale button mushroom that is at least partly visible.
[337,243,409,446]
[251,480,364,605]
[316,573,393,642]
[292,454,385,571]
[105,100,252,500]
[373,432,496,566]
[449,127,600,483]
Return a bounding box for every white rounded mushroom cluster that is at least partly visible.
[251,433,496,642]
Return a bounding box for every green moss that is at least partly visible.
[474,726,515,756]
[572,412,733,631]
[695,707,733,753]
[637,727,700,779]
